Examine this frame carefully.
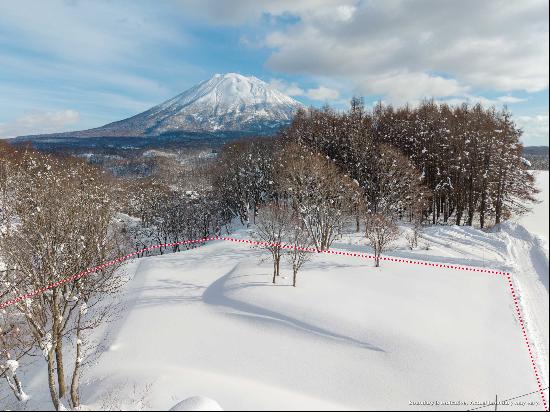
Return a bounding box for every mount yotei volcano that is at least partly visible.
[18,73,303,140]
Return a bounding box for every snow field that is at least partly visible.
[73,239,539,410]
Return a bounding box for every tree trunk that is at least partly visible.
[5,372,26,401]
[47,351,60,411]
[467,208,474,226]
[495,172,504,225]
[55,339,66,401]
[52,292,66,400]
[456,206,463,226]
[443,197,449,223]
[293,268,297,287]
[70,326,82,408]
[480,191,486,229]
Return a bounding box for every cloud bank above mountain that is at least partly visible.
[0,0,547,144]
[188,0,548,101]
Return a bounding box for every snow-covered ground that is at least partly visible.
[4,173,549,411]
[516,171,549,242]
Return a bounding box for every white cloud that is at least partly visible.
[270,79,340,102]
[179,0,354,26]
[335,5,356,22]
[0,0,184,64]
[0,110,80,139]
[515,115,549,146]
[269,79,305,96]
[181,0,548,106]
[496,96,528,104]
[306,86,340,101]
[438,94,529,108]
[210,0,549,103]
[360,72,467,105]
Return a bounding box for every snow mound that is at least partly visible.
[169,396,223,411]
[496,221,548,290]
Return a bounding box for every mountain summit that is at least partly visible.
[147,73,303,133]
[21,73,303,139]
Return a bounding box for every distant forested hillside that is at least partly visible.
[524,146,549,170]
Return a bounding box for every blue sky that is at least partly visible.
[0,0,548,145]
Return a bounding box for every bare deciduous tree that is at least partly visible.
[279,144,360,251]
[283,100,537,229]
[365,213,400,267]
[254,203,292,284]
[405,219,423,250]
[213,138,277,227]
[0,150,125,410]
[284,217,313,287]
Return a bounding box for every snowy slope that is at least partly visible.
[18,73,303,139]
[4,179,548,411]
[66,239,542,410]
[96,73,302,136]
[12,237,546,410]
[80,172,547,410]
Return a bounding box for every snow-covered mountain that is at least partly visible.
[20,73,303,139]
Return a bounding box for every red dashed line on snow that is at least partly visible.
[0,235,547,410]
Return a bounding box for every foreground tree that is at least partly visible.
[365,213,400,267]
[0,150,124,409]
[0,143,31,404]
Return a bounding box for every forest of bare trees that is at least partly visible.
[283,99,537,228]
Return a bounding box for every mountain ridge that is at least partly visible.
[16,73,303,140]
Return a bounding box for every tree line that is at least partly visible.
[214,137,403,278]
[283,99,537,228]
[199,100,538,282]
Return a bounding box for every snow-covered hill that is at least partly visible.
[5,174,548,411]
[17,73,303,139]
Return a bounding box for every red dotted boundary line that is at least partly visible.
[504,272,548,411]
[0,235,547,410]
